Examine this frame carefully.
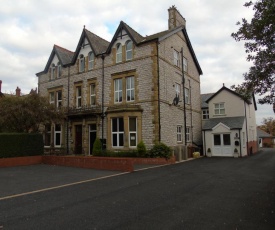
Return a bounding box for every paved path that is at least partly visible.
[0,148,274,229]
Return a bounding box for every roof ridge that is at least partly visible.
[84,28,110,43]
[54,44,74,54]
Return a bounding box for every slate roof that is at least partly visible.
[84,29,110,55]
[201,93,214,108]
[54,45,74,65]
[257,128,273,138]
[202,116,245,130]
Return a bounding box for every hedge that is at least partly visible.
[0,133,44,158]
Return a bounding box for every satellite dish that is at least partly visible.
[173,95,179,105]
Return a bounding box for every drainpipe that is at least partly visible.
[66,66,70,154]
[238,128,242,157]
[244,100,249,156]
[101,53,105,151]
[203,130,206,156]
[157,41,161,142]
[181,47,187,145]
[189,79,193,144]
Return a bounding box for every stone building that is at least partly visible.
[36,6,203,154]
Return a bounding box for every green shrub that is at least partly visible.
[92,138,102,156]
[146,142,172,159]
[0,133,44,158]
[137,140,146,157]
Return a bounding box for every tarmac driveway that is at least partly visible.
[0,148,274,229]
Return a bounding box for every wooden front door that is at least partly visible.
[75,125,82,154]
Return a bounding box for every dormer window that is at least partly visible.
[88,51,94,70]
[57,62,61,78]
[126,40,133,61]
[116,43,122,63]
[79,54,85,72]
[214,103,225,115]
[50,64,55,80]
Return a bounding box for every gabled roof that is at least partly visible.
[202,116,245,131]
[71,28,110,63]
[36,45,74,76]
[106,21,144,53]
[257,128,273,138]
[201,93,214,108]
[205,86,257,111]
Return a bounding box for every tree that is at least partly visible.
[258,117,275,136]
[0,93,65,133]
[231,0,275,106]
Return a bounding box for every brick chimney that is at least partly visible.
[168,6,186,29]
[0,80,2,93]
[16,86,21,97]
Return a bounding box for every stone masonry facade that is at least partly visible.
[36,6,203,155]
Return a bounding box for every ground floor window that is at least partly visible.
[186,127,190,142]
[129,117,137,147]
[112,118,124,147]
[44,124,51,147]
[214,134,231,146]
[177,125,182,142]
[54,124,62,147]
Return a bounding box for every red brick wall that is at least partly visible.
[0,156,42,167]
[248,141,258,155]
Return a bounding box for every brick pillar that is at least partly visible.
[16,87,21,97]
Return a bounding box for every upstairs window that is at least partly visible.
[126,40,133,61]
[126,76,135,102]
[214,103,225,115]
[56,91,62,108]
[50,64,55,80]
[185,88,190,104]
[88,51,94,70]
[175,83,180,97]
[49,92,55,105]
[57,62,61,78]
[174,50,180,67]
[116,43,122,63]
[76,86,82,108]
[114,78,122,103]
[90,84,96,105]
[202,109,209,120]
[183,57,188,72]
[79,54,85,72]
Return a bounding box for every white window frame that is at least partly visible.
[185,88,190,104]
[175,83,180,97]
[126,76,135,102]
[126,40,133,61]
[76,86,82,108]
[183,57,187,72]
[114,78,122,103]
[186,127,190,142]
[49,92,55,105]
[57,62,61,78]
[116,43,122,63]
[54,124,62,147]
[202,109,209,120]
[88,51,94,70]
[90,83,96,106]
[174,50,180,67]
[214,103,225,115]
[112,118,124,148]
[79,54,85,72]
[177,125,182,142]
[50,64,55,80]
[129,117,137,147]
[56,91,62,108]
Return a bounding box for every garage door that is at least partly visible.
[212,134,233,157]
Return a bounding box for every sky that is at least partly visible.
[0,0,273,124]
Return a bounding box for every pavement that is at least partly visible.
[0,148,274,230]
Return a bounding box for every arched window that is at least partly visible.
[88,51,94,70]
[57,62,61,78]
[51,63,55,80]
[116,43,122,63]
[79,54,85,72]
[126,40,133,60]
